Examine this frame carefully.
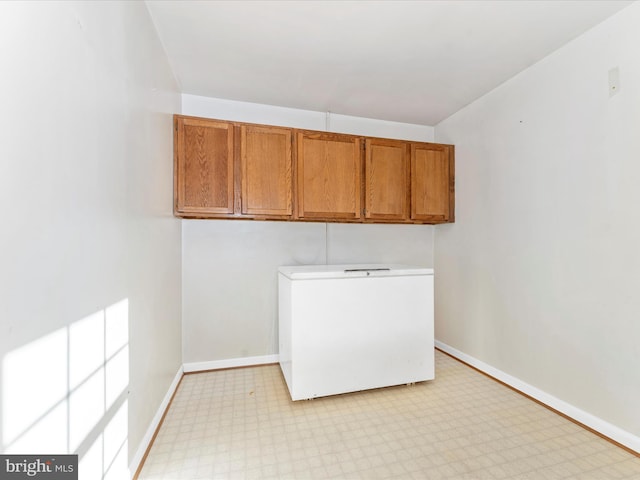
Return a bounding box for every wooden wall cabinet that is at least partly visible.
[174,116,293,220]
[365,138,410,221]
[296,132,362,220]
[174,117,234,216]
[174,115,454,224]
[240,125,293,217]
[411,143,455,222]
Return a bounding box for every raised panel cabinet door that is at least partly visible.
[365,138,410,221]
[296,132,362,220]
[241,125,293,216]
[411,143,454,222]
[174,116,234,215]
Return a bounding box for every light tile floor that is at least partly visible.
[137,350,640,479]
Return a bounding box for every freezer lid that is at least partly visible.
[278,264,433,279]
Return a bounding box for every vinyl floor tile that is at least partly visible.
[137,351,640,479]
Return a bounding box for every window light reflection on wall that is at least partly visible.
[1,299,130,479]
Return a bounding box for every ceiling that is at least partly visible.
[146,0,633,126]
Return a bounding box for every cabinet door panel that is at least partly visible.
[411,144,453,221]
[297,133,361,220]
[241,125,292,216]
[365,139,409,221]
[175,117,234,214]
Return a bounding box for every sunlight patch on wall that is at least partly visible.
[1,299,130,479]
[2,328,68,453]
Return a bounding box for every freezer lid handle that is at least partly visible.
[343,268,391,272]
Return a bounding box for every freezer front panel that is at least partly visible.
[279,270,434,400]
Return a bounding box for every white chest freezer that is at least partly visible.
[278,264,434,400]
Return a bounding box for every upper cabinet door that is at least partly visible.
[411,143,455,222]
[174,117,234,215]
[365,138,410,221]
[296,132,362,220]
[241,125,293,216]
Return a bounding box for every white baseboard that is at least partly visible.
[129,365,184,478]
[183,354,279,373]
[435,340,639,454]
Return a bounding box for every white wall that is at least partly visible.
[0,1,181,476]
[181,95,435,363]
[434,2,640,445]
[182,95,434,141]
